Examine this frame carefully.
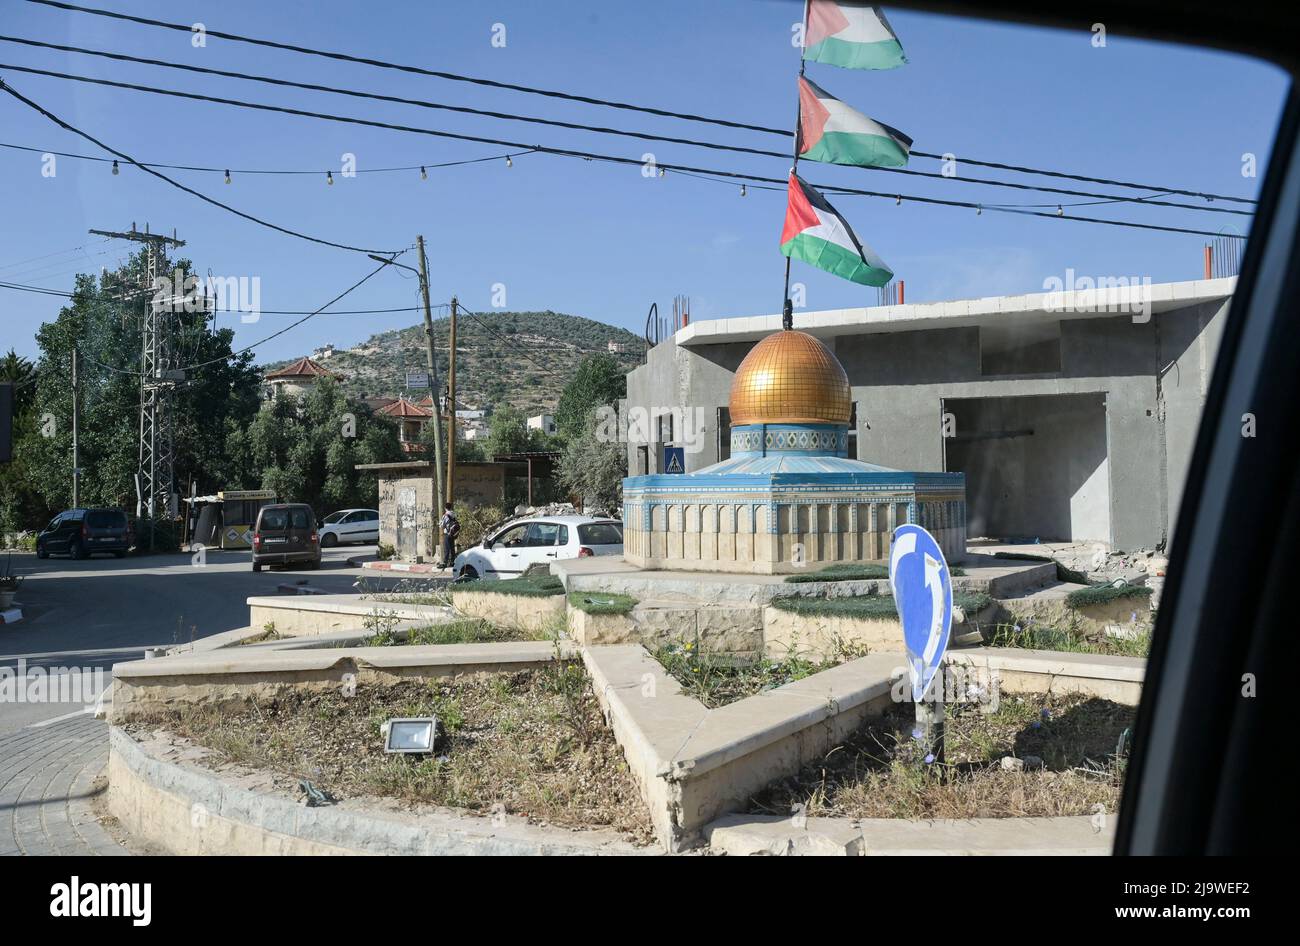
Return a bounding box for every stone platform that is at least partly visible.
[553,551,1056,605]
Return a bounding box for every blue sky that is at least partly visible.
[0,0,1288,364]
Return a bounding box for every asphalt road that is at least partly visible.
[0,543,389,734]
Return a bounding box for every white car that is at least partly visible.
[453,515,623,580]
[318,508,380,547]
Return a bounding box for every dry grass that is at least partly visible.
[127,669,654,844]
[653,642,868,708]
[750,691,1134,820]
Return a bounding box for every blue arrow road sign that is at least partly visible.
[889,523,954,703]
[663,446,685,474]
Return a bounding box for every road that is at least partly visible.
[0,543,396,855]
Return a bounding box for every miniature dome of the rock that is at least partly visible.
[728,329,851,427]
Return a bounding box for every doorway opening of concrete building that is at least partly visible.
[942,393,1111,546]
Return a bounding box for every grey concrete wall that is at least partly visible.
[625,337,748,474]
[1159,299,1228,546]
[945,394,1109,543]
[622,299,1227,551]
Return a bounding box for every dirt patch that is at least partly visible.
[123,668,654,844]
[749,692,1134,820]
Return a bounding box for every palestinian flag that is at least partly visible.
[803,1,907,70]
[781,173,893,287]
[798,76,911,168]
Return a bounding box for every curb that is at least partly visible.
[360,560,447,574]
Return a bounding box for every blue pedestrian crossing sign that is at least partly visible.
[889,524,954,703]
[663,446,685,474]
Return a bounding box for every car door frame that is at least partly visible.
[909,0,1300,857]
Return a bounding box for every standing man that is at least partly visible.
[439,502,460,571]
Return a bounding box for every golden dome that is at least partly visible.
[729,330,851,426]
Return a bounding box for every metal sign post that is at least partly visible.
[889,523,954,765]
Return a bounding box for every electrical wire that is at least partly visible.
[79,257,415,378]
[22,0,1257,206]
[0,140,534,177]
[0,277,440,316]
[0,63,1247,240]
[0,35,1253,216]
[0,77,402,256]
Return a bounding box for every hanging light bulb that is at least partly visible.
[976,205,982,216]
[224,169,232,185]
[505,155,513,168]
[420,166,428,180]
[740,184,746,197]
[658,166,666,178]
[1055,204,1063,216]
[326,170,334,185]
[895,195,901,206]
[111,160,120,175]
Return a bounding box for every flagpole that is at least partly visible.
[783,4,810,331]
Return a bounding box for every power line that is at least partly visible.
[0,140,534,178]
[80,258,415,378]
[0,33,1258,215]
[0,63,1247,240]
[0,77,402,256]
[0,277,439,316]
[0,238,108,272]
[22,0,1256,207]
[0,35,1254,217]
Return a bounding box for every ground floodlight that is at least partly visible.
[384,717,437,754]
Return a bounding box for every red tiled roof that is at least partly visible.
[377,398,433,418]
[264,356,338,380]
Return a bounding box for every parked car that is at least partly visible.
[318,508,380,547]
[251,503,320,572]
[453,515,623,580]
[35,508,132,559]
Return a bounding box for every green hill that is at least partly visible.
[261,310,643,413]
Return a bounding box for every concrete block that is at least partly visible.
[705,814,864,856]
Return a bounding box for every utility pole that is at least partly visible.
[71,344,79,508]
[89,223,186,545]
[415,236,445,516]
[446,296,458,509]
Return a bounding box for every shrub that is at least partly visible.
[785,562,964,583]
[131,517,181,553]
[567,591,637,615]
[785,563,889,583]
[771,591,993,620]
[376,542,396,561]
[453,502,505,548]
[456,574,564,597]
[1065,583,1152,609]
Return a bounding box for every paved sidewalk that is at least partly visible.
[0,714,130,856]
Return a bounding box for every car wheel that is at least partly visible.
[36,545,48,559]
[70,540,85,560]
[252,562,262,573]
[321,532,338,548]
[458,565,478,581]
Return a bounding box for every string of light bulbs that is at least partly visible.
[0,67,1249,240]
[0,34,1252,217]
[21,0,1257,207]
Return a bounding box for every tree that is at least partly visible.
[19,253,263,518]
[245,377,403,514]
[484,403,532,458]
[558,407,626,515]
[554,354,626,442]
[0,350,45,534]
